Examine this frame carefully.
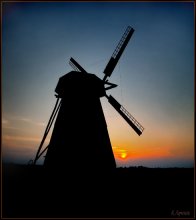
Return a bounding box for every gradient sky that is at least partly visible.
[2,2,194,167]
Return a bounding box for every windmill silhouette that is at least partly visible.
[33,26,144,172]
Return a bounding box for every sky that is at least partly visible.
[2,2,195,168]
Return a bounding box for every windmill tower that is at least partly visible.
[33,26,144,172]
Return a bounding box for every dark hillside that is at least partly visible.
[2,163,194,218]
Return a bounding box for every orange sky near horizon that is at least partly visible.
[2,106,194,167]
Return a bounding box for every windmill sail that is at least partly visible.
[103,26,134,81]
[107,95,144,136]
[69,57,87,73]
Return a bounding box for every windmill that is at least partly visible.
[33,26,144,172]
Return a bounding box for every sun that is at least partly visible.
[113,146,128,160]
[120,152,127,159]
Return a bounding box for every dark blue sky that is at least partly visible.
[2,2,194,167]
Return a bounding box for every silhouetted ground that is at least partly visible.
[2,163,194,218]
